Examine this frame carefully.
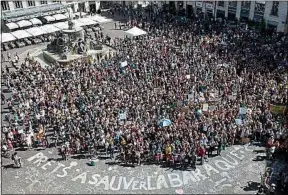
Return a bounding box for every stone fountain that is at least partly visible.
[43,8,111,65]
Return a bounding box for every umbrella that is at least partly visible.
[158,119,172,128]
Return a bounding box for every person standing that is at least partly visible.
[15,52,19,64]
[1,52,5,62]
[217,139,222,156]
[7,52,11,61]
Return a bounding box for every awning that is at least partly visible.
[90,15,112,23]
[53,22,69,30]
[17,20,33,28]
[125,27,147,37]
[77,18,97,26]
[52,14,68,21]
[6,22,19,30]
[72,20,84,27]
[43,15,56,22]
[29,18,43,25]
[25,27,46,36]
[74,12,88,17]
[11,30,33,39]
[64,12,75,18]
[2,3,69,21]
[40,24,61,33]
[1,33,16,43]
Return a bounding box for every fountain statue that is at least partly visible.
[43,7,110,65]
[46,7,85,59]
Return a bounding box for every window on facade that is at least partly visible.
[52,1,61,3]
[1,1,10,11]
[270,1,279,17]
[218,1,224,7]
[28,1,35,7]
[177,1,183,9]
[255,3,265,14]
[14,1,23,9]
[241,1,251,9]
[40,1,47,4]
[229,1,237,7]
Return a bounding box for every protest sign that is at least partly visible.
[188,93,193,100]
[235,119,242,125]
[269,104,286,114]
[181,107,190,114]
[202,103,209,111]
[118,112,127,120]
[239,107,247,115]
[120,61,128,67]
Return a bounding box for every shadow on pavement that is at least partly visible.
[47,157,63,162]
[243,181,260,191]
[2,163,19,169]
[253,155,266,161]
[253,149,266,154]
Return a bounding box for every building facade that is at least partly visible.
[161,1,288,33]
[1,0,101,16]
[1,1,287,33]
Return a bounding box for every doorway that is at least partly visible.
[89,3,96,14]
[187,5,193,18]
[228,13,236,21]
[78,2,85,12]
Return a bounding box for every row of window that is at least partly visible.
[0,1,281,17]
[1,1,58,11]
[197,1,279,17]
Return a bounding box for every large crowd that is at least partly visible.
[1,4,288,170]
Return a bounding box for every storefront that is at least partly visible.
[177,1,185,16]
[228,1,237,21]
[216,10,225,19]
[186,4,193,18]
[228,12,236,21]
[267,20,278,31]
[89,1,96,13]
[78,2,85,12]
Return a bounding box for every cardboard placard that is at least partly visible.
[120,61,128,67]
[269,104,286,114]
[235,119,242,125]
[239,107,247,115]
[202,103,209,111]
[119,112,127,120]
[181,107,190,113]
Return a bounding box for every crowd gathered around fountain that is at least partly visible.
[1,3,288,173]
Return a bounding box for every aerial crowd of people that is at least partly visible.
[1,3,288,171]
